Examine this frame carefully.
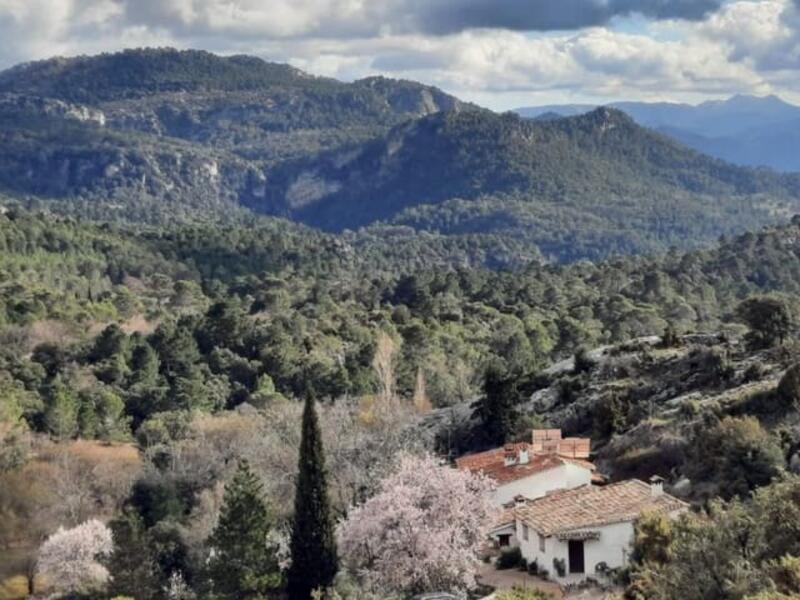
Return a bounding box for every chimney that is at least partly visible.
[649,475,665,497]
[518,447,530,465]
[503,445,517,466]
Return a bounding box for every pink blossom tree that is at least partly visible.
[36,518,113,596]
[337,454,497,598]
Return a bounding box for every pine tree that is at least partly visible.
[44,379,79,440]
[129,342,160,386]
[206,460,281,599]
[106,508,161,600]
[473,363,521,446]
[287,396,338,600]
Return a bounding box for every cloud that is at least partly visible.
[1,0,800,108]
[699,0,800,70]
[414,0,725,34]
[11,0,729,44]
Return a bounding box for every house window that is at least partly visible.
[539,533,546,553]
[498,534,511,547]
[523,524,529,541]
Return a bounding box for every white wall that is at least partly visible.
[492,463,592,506]
[489,523,517,548]
[516,519,635,585]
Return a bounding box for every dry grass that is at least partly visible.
[87,314,158,338]
[27,320,78,348]
[0,575,29,600]
[57,439,140,466]
[120,314,158,335]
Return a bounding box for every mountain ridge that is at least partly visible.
[2,48,800,263]
[515,94,800,171]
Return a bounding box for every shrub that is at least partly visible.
[495,587,554,599]
[679,399,700,420]
[777,364,800,413]
[660,324,681,348]
[528,559,538,575]
[496,547,522,570]
[743,363,766,384]
[553,558,566,577]
[573,347,596,375]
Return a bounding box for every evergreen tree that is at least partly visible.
[473,363,521,446]
[206,460,281,600]
[90,323,128,363]
[129,342,160,386]
[287,396,338,600]
[106,508,161,600]
[44,379,79,439]
[736,296,793,349]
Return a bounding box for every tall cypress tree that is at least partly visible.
[287,396,338,599]
[206,459,282,600]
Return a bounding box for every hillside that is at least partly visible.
[4,207,800,599]
[2,49,800,263]
[0,48,464,164]
[516,95,800,172]
[260,107,800,260]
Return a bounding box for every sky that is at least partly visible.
[1,0,800,110]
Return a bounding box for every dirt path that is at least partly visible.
[477,563,564,598]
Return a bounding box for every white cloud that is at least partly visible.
[1,0,800,108]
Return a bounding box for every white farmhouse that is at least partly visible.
[456,430,597,549]
[514,478,687,584]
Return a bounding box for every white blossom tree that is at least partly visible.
[36,518,113,596]
[337,454,497,598]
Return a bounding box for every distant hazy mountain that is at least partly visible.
[516,95,800,172]
[3,48,800,262]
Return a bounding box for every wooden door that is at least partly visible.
[568,540,585,573]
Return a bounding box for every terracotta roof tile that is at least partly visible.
[455,443,595,485]
[515,479,688,536]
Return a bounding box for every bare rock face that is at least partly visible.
[0,93,106,126]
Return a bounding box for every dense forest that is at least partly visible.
[3,205,800,427]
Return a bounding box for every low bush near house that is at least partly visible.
[496,546,522,570]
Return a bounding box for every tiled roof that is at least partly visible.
[515,480,688,536]
[455,443,595,485]
[490,506,519,532]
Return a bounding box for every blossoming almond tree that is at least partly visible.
[337,454,497,598]
[36,518,113,597]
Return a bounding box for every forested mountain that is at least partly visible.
[3,49,800,263]
[261,106,800,260]
[0,48,465,164]
[516,94,800,172]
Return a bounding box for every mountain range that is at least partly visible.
[515,94,800,172]
[2,48,800,263]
